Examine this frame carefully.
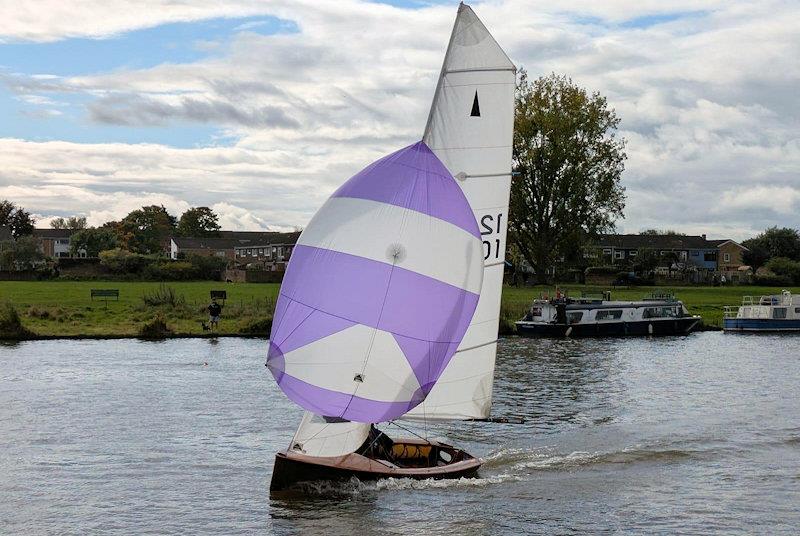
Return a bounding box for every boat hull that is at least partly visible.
[516,317,701,338]
[723,318,800,332]
[270,439,482,492]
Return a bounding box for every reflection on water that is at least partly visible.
[1,333,799,534]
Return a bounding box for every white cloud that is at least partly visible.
[1,0,799,239]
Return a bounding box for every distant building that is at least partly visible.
[589,234,748,271]
[33,228,85,258]
[170,231,301,270]
[234,240,297,271]
[170,237,239,260]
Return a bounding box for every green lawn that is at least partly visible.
[1,280,797,338]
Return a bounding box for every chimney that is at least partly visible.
[702,234,707,240]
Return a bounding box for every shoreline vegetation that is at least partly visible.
[1,281,798,341]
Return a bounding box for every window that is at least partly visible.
[679,251,687,261]
[614,251,624,260]
[773,308,787,319]
[258,248,264,256]
[691,251,699,256]
[567,311,584,324]
[795,308,800,314]
[723,253,730,262]
[629,251,638,257]
[603,248,612,255]
[704,252,717,262]
[596,310,623,321]
[247,249,253,256]
[643,306,680,319]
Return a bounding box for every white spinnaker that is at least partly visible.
[405,3,515,421]
[289,412,371,457]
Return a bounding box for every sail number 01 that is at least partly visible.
[480,213,503,260]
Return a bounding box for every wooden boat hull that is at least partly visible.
[270,438,482,492]
[516,316,701,338]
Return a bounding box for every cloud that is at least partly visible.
[1,0,799,239]
[88,94,301,128]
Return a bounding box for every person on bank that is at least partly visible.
[207,299,223,330]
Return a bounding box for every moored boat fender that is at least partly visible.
[565,326,572,338]
[648,323,653,335]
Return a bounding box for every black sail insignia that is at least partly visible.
[470,90,481,117]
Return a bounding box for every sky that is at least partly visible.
[0,0,798,239]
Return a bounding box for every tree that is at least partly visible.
[0,236,44,270]
[116,205,176,254]
[0,200,36,238]
[742,227,800,268]
[640,229,686,236]
[509,72,627,282]
[177,207,221,237]
[51,216,87,230]
[69,227,119,257]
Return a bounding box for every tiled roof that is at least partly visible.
[32,228,77,239]
[172,231,300,250]
[595,234,744,250]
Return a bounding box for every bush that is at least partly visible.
[764,257,800,284]
[142,261,196,281]
[584,266,619,276]
[141,284,186,308]
[99,248,156,274]
[138,312,172,339]
[0,303,34,339]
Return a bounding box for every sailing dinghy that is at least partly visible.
[267,2,516,492]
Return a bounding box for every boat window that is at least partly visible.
[439,450,452,463]
[567,312,583,324]
[530,307,542,317]
[643,306,680,319]
[596,309,623,320]
[795,308,800,314]
[773,308,787,319]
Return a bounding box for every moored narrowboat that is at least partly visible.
[516,292,702,337]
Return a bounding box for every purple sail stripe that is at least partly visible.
[332,141,480,239]
[268,295,356,356]
[275,372,428,423]
[280,244,478,343]
[392,334,460,389]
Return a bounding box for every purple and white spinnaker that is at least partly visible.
[266,141,484,423]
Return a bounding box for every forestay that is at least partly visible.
[406,3,516,421]
[266,141,484,423]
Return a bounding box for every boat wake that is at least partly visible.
[484,444,699,474]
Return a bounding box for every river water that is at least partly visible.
[1,333,798,535]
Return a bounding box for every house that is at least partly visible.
[591,234,748,271]
[169,237,239,260]
[33,228,85,258]
[170,231,301,270]
[233,239,298,271]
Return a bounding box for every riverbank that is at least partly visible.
[1,280,797,339]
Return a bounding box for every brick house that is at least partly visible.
[33,228,85,258]
[590,234,748,271]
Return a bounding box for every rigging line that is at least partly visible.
[388,420,431,444]
[455,339,499,353]
[484,261,505,268]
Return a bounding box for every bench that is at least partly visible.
[210,290,227,302]
[91,289,119,302]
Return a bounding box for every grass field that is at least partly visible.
[1,280,798,338]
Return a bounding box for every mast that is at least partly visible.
[406,3,516,421]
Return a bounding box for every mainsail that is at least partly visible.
[266,142,484,424]
[406,3,516,421]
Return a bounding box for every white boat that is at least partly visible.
[723,290,800,332]
[266,2,517,492]
[516,292,702,337]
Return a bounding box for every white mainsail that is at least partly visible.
[405,3,516,421]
